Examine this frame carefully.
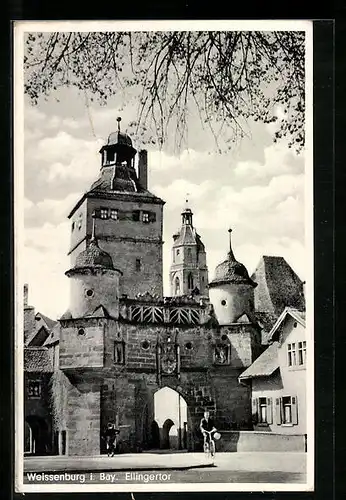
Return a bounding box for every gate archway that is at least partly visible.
[25,416,50,455]
[154,386,188,450]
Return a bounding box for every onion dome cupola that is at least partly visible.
[170,199,209,298]
[65,213,123,319]
[208,229,257,325]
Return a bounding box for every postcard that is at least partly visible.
[14,19,314,493]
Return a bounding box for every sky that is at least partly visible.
[22,60,307,320]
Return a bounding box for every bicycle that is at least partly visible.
[203,430,216,460]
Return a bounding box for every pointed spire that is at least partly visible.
[90,211,98,244]
[228,228,236,262]
[117,116,122,132]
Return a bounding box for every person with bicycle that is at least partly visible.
[200,410,217,455]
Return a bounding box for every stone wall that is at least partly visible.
[216,430,306,452]
[59,319,104,369]
[64,379,101,456]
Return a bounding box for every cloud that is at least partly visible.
[152,178,217,211]
[234,142,304,180]
[25,193,82,227]
[23,222,71,319]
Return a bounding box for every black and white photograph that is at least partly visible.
[14,20,314,493]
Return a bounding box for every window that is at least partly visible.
[174,276,180,295]
[275,396,298,425]
[100,208,109,220]
[287,343,297,366]
[78,328,85,336]
[135,259,141,271]
[71,222,75,232]
[283,396,292,423]
[252,397,273,425]
[106,150,115,163]
[185,341,193,350]
[114,341,125,364]
[85,289,94,298]
[177,249,180,256]
[188,273,194,290]
[221,299,227,306]
[110,209,118,221]
[28,380,41,398]
[77,214,82,230]
[142,211,149,223]
[298,341,306,365]
[132,210,140,221]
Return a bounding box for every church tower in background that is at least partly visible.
[169,202,209,298]
[67,118,165,298]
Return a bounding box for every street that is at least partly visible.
[24,452,307,484]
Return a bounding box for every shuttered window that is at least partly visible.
[253,397,273,425]
[275,396,298,425]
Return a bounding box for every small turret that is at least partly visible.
[208,229,257,325]
[65,213,122,319]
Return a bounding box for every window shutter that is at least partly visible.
[267,398,273,424]
[275,398,282,425]
[292,395,298,425]
[251,397,258,423]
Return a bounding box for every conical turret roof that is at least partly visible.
[209,229,257,288]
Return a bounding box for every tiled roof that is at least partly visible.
[254,311,279,345]
[239,342,279,380]
[251,256,305,316]
[74,240,114,270]
[24,347,53,373]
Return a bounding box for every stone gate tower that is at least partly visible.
[169,202,209,297]
[67,118,165,298]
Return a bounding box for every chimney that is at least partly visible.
[24,283,28,307]
[138,150,148,190]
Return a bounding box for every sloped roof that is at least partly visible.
[35,312,58,331]
[268,307,306,343]
[85,304,111,318]
[239,342,279,380]
[25,311,58,347]
[24,347,53,373]
[251,256,305,316]
[254,311,279,345]
[43,322,60,346]
[173,225,200,247]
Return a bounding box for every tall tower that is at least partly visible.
[67,118,165,298]
[208,229,257,325]
[169,202,209,297]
